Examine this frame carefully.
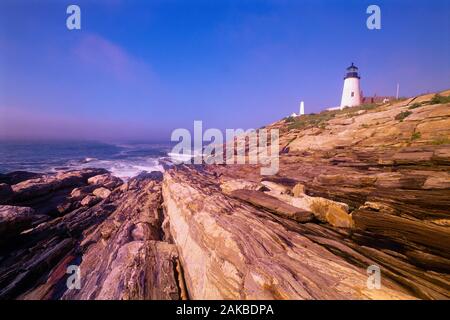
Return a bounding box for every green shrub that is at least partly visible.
[430,94,450,105]
[288,111,336,130]
[431,136,450,145]
[286,103,381,131]
[411,132,421,140]
[408,103,421,110]
[284,116,295,123]
[395,111,412,121]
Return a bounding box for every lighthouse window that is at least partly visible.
[351,92,354,97]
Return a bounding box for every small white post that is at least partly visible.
[396,83,400,99]
[300,101,305,115]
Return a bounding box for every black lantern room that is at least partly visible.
[344,63,360,79]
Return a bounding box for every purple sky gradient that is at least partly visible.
[0,0,449,142]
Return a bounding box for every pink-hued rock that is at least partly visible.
[162,166,413,300]
[80,195,101,207]
[11,168,108,202]
[87,174,122,189]
[0,205,46,243]
[92,187,111,199]
[1,171,180,300]
[61,175,180,300]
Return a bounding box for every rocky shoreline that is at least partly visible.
[1,91,449,300]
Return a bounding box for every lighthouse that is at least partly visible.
[340,63,362,109]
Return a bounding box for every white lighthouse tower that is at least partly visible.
[340,63,362,109]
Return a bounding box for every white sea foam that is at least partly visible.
[167,152,194,162]
[168,149,205,163]
[68,157,164,181]
[0,141,170,180]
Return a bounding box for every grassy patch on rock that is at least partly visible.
[395,111,412,121]
[410,132,421,141]
[408,103,422,110]
[431,136,450,145]
[430,94,450,105]
[287,112,336,130]
[287,103,379,131]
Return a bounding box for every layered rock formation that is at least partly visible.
[162,166,412,299]
[0,170,182,300]
[0,90,449,300]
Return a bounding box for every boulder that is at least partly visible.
[264,190,353,228]
[292,183,305,197]
[87,174,122,189]
[0,206,45,242]
[80,195,101,207]
[93,187,111,199]
[230,189,314,223]
[12,169,108,202]
[70,185,98,200]
[307,196,353,228]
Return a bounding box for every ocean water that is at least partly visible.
[0,141,174,180]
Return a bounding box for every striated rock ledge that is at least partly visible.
[0,90,449,300]
[0,170,182,300]
[162,166,412,299]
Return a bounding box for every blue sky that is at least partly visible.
[0,0,449,141]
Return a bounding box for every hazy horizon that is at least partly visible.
[1,0,449,141]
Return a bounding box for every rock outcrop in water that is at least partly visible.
[0,90,449,299]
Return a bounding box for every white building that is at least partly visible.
[288,101,305,118]
[340,63,362,109]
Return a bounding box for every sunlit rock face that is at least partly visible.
[162,166,413,300]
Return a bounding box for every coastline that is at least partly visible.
[1,90,449,300]
[0,141,171,181]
